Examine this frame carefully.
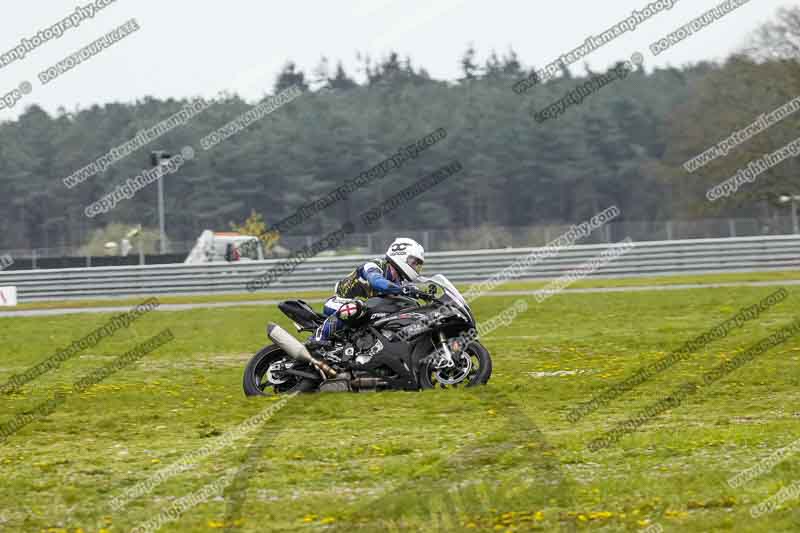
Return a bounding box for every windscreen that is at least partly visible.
[419,274,474,323]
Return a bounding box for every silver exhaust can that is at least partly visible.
[267,323,337,378]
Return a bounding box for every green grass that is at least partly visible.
[1,281,799,531]
[6,290,332,312]
[491,269,800,292]
[7,269,800,312]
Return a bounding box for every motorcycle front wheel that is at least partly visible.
[419,340,492,389]
[243,344,317,396]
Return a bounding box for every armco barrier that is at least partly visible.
[0,235,798,303]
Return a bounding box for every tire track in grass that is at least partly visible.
[219,386,577,532]
[360,388,578,532]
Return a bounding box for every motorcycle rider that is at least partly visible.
[307,237,425,350]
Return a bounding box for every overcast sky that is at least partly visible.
[0,0,793,120]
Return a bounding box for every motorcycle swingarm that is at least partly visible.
[283,368,323,380]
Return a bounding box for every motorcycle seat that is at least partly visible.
[278,299,326,327]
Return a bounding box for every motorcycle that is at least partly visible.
[242,274,492,394]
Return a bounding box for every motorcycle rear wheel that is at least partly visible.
[420,340,492,389]
[243,344,317,396]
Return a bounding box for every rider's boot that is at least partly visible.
[305,337,333,353]
[305,315,341,354]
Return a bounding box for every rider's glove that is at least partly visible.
[401,285,419,297]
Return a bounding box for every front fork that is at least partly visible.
[436,332,456,368]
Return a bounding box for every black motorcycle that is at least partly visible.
[242,274,492,394]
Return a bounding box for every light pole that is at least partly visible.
[778,194,800,234]
[150,151,172,254]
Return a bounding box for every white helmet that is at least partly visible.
[385,237,425,282]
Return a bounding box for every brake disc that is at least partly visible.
[434,352,472,385]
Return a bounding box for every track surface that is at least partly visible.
[2,279,798,318]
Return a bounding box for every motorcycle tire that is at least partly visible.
[243,344,317,396]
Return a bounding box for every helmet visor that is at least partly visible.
[407,256,424,274]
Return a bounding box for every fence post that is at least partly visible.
[31,249,37,270]
[666,221,673,241]
[728,219,736,238]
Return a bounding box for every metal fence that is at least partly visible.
[3,215,797,265]
[1,235,798,303]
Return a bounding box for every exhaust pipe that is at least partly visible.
[267,323,337,379]
[351,377,388,390]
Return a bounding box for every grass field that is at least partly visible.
[1,278,799,532]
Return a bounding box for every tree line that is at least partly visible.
[0,6,798,253]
